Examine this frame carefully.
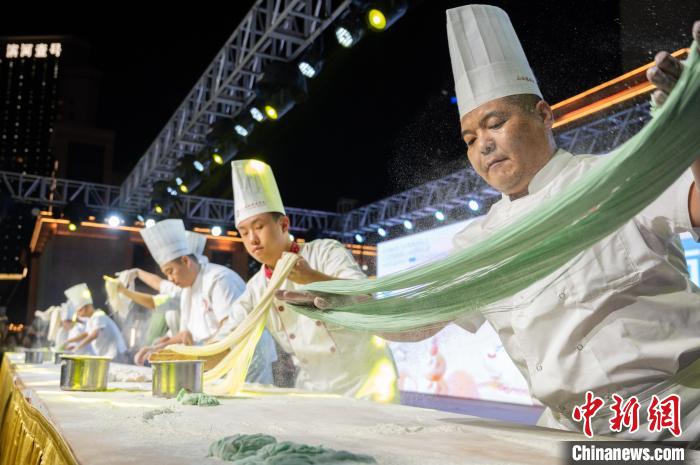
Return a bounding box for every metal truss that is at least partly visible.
[0,171,339,234]
[119,0,352,212]
[3,102,654,239]
[0,171,123,212]
[555,102,651,155]
[335,169,499,237]
[169,194,339,233]
[335,102,653,239]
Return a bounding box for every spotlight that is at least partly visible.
[335,27,355,48]
[154,205,164,214]
[145,219,156,228]
[193,160,205,172]
[377,227,387,237]
[297,38,325,79]
[363,1,407,32]
[106,215,122,228]
[367,9,387,31]
[250,107,265,122]
[355,233,365,243]
[298,61,316,78]
[210,140,241,166]
[234,125,249,137]
[435,211,445,221]
[211,226,223,237]
[179,184,189,194]
[403,220,413,230]
[264,105,278,120]
[254,62,308,122]
[68,222,78,232]
[468,200,481,212]
[334,10,366,48]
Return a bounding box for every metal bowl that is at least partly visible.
[24,348,50,364]
[60,355,111,391]
[151,360,204,398]
[53,351,66,364]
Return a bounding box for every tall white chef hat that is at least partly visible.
[231,159,286,227]
[64,283,93,310]
[185,231,207,256]
[139,219,189,267]
[447,4,542,119]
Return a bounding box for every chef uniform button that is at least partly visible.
[558,290,567,300]
[576,344,584,351]
[315,321,322,326]
[289,333,295,340]
[278,306,284,312]
[330,346,336,353]
[536,364,543,372]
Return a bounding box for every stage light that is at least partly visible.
[335,27,354,48]
[264,105,278,120]
[468,199,481,212]
[403,220,413,230]
[377,227,387,237]
[68,222,78,232]
[193,160,205,172]
[106,215,122,228]
[298,61,316,78]
[355,234,365,243]
[234,125,249,137]
[250,107,264,122]
[435,211,445,221]
[211,226,223,237]
[367,9,387,31]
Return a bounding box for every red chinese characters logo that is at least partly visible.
[572,391,605,438]
[647,394,682,438]
[571,391,682,438]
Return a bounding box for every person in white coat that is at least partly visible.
[355,6,700,444]
[217,159,398,402]
[138,219,276,383]
[63,283,127,360]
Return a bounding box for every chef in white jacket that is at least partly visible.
[63,283,127,360]
[371,5,700,444]
[139,219,276,383]
[117,231,211,336]
[217,159,398,401]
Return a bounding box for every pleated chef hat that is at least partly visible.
[140,219,189,266]
[231,160,285,226]
[447,4,542,119]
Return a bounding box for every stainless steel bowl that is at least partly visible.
[53,351,66,364]
[60,355,111,391]
[24,348,50,364]
[151,360,204,398]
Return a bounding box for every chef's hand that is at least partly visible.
[647,21,700,107]
[275,290,371,310]
[174,330,194,346]
[116,268,139,282]
[286,258,330,285]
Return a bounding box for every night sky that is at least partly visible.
[2,1,698,212]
